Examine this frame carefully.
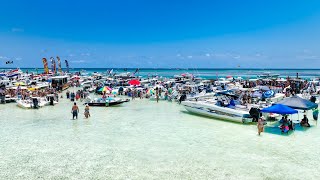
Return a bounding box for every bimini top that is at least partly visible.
[51,76,68,79]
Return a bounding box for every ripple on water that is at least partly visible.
[0,97,320,179]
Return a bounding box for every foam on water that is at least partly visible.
[1,95,320,179]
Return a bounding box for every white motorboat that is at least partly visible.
[16,97,48,109]
[87,97,130,107]
[182,100,253,123]
[181,92,253,123]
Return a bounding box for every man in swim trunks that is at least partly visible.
[71,102,79,120]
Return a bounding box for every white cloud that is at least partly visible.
[80,53,91,56]
[233,55,241,59]
[70,60,86,63]
[187,56,193,59]
[295,50,319,60]
[296,55,318,60]
[11,28,24,32]
[205,53,210,57]
[0,56,10,60]
[15,57,22,61]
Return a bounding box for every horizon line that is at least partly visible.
[1,67,320,70]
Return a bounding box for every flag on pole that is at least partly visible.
[57,56,62,73]
[42,58,49,74]
[65,60,69,73]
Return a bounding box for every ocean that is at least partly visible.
[2,68,320,79]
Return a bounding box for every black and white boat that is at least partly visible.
[87,97,130,107]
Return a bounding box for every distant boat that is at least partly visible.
[257,72,280,79]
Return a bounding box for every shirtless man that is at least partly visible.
[71,102,79,120]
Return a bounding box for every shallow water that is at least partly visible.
[1,95,320,179]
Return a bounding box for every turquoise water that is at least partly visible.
[1,92,320,179]
[2,68,320,79]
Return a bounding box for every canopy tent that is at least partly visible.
[128,79,140,86]
[261,104,298,115]
[274,95,318,110]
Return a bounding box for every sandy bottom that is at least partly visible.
[0,95,320,179]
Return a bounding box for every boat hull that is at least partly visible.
[88,102,106,107]
[88,99,130,107]
[182,101,252,123]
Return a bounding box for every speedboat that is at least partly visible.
[16,97,48,109]
[257,72,280,79]
[5,95,17,103]
[87,97,130,107]
[181,92,253,123]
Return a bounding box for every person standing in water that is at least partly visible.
[257,117,265,135]
[71,102,79,120]
[155,87,159,103]
[84,104,90,118]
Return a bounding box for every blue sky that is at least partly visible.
[1,0,320,68]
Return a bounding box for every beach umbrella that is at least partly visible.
[111,90,117,95]
[72,76,80,80]
[28,87,39,91]
[129,79,140,86]
[147,88,154,95]
[98,86,112,93]
[263,90,275,98]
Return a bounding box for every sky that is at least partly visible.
[1,0,320,68]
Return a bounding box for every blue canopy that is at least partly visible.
[261,104,298,115]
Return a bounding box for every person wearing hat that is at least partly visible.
[84,104,90,118]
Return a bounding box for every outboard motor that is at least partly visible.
[49,96,54,106]
[0,85,5,104]
[249,107,260,122]
[0,94,5,104]
[310,96,316,103]
[179,94,187,104]
[32,98,39,109]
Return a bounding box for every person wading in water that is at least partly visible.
[71,102,79,120]
[257,117,265,135]
[155,87,159,103]
[84,104,90,118]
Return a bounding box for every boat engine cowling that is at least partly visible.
[49,96,54,106]
[310,96,316,103]
[32,98,39,109]
[249,107,260,122]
